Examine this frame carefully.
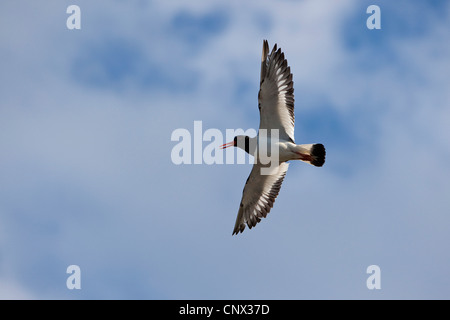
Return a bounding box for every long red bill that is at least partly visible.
[219,141,234,149]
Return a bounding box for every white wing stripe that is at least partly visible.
[232,162,289,234]
[259,43,295,143]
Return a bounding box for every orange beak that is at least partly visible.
[219,141,235,149]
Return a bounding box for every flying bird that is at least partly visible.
[221,40,326,235]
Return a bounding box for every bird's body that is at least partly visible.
[221,40,326,235]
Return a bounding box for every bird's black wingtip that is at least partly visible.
[232,224,246,236]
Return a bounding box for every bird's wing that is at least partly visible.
[259,40,295,143]
[260,39,270,85]
[232,162,289,235]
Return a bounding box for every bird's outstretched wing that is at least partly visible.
[232,162,289,235]
[259,40,295,143]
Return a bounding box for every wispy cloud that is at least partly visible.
[1,0,449,299]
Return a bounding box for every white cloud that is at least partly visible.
[1,0,450,299]
[0,278,36,300]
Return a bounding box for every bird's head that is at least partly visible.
[220,135,253,154]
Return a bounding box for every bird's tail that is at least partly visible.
[294,143,326,167]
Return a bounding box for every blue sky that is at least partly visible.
[1,0,450,299]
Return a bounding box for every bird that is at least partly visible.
[220,40,326,235]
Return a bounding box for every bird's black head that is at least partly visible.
[233,135,251,153]
[220,135,252,154]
